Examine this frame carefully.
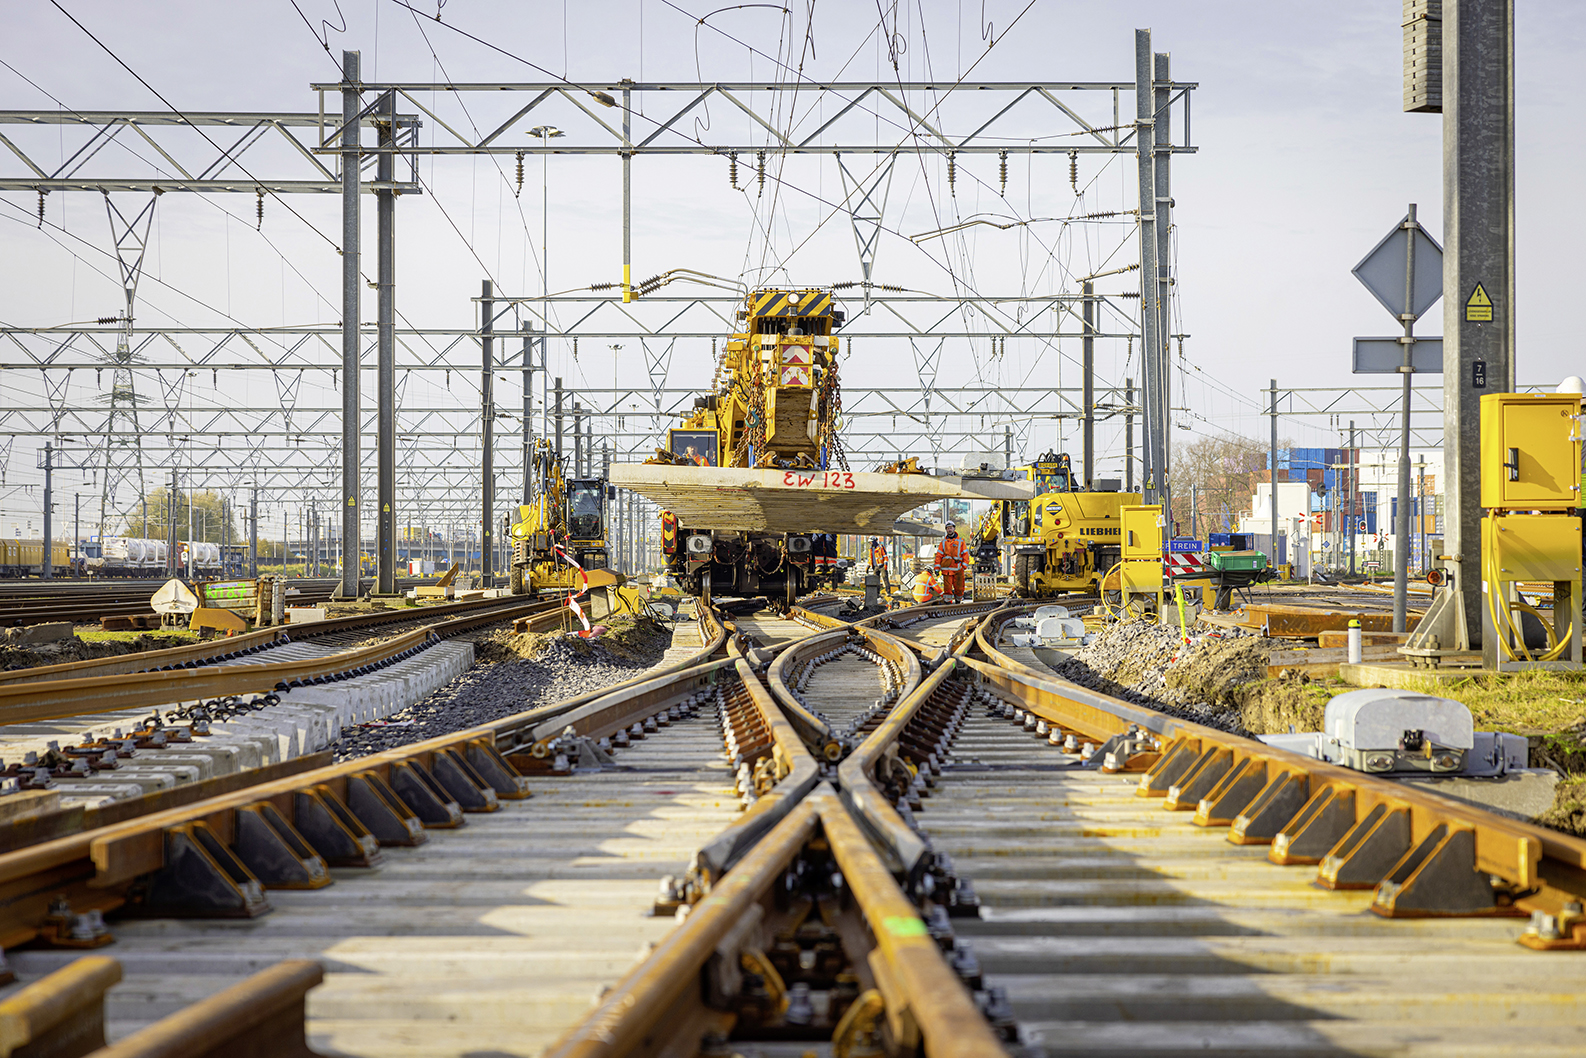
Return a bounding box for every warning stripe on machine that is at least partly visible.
[751,290,834,318]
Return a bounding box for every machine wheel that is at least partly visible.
[1014,554,1035,597]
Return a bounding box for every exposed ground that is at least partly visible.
[334,615,672,760]
[0,626,198,671]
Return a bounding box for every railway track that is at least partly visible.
[0,598,1581,1057]
[0,578,421,627]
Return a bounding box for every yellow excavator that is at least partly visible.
[985,451,1143,596]
[508,438,616,595]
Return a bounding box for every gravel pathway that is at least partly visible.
[334,634,669,761]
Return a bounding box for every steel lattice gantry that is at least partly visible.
[0,48,1195,588]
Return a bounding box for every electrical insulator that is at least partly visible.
[515,152,524,197]
[947,151,956,194]
[37,189,46,228]
[998,150,1008,195]
[256,189,264,230]
[729,151,739,189]
[756,150,766,198]
[1069,150,1078,194]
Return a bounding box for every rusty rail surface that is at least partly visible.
[0,600,562,725]
[0,594,561,688]
[963,608,1586,935]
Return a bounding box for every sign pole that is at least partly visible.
[1393,205,1418,632]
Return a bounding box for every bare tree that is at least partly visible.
[1169,433,1291,537]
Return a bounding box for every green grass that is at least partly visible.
[74,627,199,646]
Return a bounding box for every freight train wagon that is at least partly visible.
[0,539,74,577]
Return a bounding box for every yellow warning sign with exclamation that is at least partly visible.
[1466,283,1493,322]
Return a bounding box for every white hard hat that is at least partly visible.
[945,522,956,530]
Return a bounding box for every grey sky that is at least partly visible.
[0,1,1579,531]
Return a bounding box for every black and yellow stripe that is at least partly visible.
[749,289,834,320]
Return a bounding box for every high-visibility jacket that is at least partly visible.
[912,570,940,604]
[934,535,969,572]
[869,543,887,568]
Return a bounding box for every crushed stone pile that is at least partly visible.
[335,624,671,761]
[1052,619,1317,735]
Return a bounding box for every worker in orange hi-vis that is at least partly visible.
[935,522,970,603]
[912,567,941,605]
[868,536,892,594]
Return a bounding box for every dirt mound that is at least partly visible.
[473,615,669,666]
[1053,619,1335,735]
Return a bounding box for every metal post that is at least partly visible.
[1134,30,1163,505]
[554,377,564,461]
[1153,50,1174,519]
[521,323,536,505]
[249,487,258,576]
[621,80,633,303]
[74,493,80,576]
[1270,380,1280,567]
[339,49,362,601]
[481,280,495,588]
[1417,457,1428,574]
[1392,204,1419,631]
[1348,421,1357,577]
[1082,280,1095,488]
[41,442,53,579]
[1190,482,1198,538]
[376,91,397,596]
[1444,0,1514,648]
[1124,378,1135,492]
[169,469,178,574]
[573,404,583,478]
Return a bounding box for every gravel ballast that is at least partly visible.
[334,626,670,761]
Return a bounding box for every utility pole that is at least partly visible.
[74,494,80,576]
[376,89,397,597]
[521,323,537,505]
[1135,30,1163,506]
[1269,380,1280,566]
[1441,0,1514,647]
[573,404,584,479]
[1124,378,1135,492]
[1081,279,1095,488]
[481,279,496,588]
[621,79,633,303]
[249,487,258,577]
[1348,421,1357,577]
[168,469,179,575]
[554,377,564,462]
[339,49,362,601]
[41,442,53,579]
[1153,48,1174,519]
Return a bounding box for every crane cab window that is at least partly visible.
[566,481,604,541]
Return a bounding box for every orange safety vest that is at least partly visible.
[935,535,969,572]
[912,570,940,604]
[869,544,887,568]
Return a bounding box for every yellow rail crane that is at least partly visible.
[606,288,1036,605]
[507,438,612,595]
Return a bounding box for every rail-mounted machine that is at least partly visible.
[984,451,1144,596]
[607,287,1036,602]
[507,438,611,595]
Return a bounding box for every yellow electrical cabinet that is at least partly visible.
[1483,514,1582,584]
[1120,504,1164,593]
[1480,393,1581,510]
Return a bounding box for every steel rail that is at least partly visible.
[0,600,561,725]
[957,609,1586,930]
[0,594,561,687]
[544,782,1004,1058]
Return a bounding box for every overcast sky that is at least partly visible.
[1,1,1580,533]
